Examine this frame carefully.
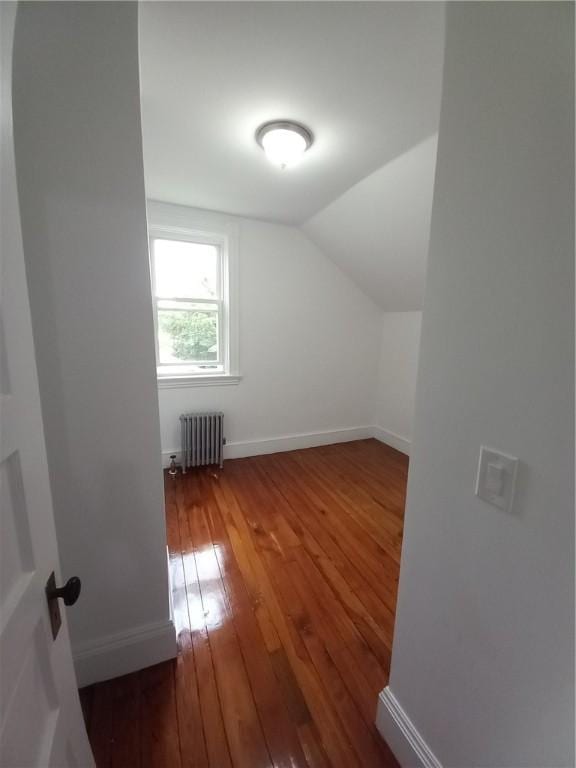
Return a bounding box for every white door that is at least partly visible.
[0,4,95,766]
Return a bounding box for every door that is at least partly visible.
[0,4,95,766]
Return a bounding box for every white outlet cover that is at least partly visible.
[475,446,518,512]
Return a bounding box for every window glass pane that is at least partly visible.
[154,238,218,299]
[157,303,219,364]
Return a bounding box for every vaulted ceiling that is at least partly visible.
[304,134,438,311]
[139,2,445,309]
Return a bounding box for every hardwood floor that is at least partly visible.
[80,439,407,767]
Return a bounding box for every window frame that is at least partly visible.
[149,223,240,387]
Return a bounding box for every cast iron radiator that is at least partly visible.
[180,411,224,471]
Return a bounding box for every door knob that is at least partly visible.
[46,572,81,640]
[47,575,81,606]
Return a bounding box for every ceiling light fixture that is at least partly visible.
[256,120,313,169]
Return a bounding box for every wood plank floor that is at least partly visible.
[80,439,407,768]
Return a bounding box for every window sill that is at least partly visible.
[157,373,242,389]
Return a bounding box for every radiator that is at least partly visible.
[180,411,224,471]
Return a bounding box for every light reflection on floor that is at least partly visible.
[171,547,229,635]
[193,547,222,581]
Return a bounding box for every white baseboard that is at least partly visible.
[372,426,411,456]
[74,619,177,687]
[161,424,411,467]
[225,426,375,458]
[161,425,374,467]
[376,687,442,768]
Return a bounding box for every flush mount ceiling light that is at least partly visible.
[256,120,313,169]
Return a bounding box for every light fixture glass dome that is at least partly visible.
[256,121,313,169]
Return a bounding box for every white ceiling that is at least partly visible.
[139,2,445,226]
[303,134,438,310]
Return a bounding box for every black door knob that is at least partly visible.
[47,575,81,606]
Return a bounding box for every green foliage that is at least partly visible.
[159,310,217,361]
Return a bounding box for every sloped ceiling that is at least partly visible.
[303,135,438,311]
[139,1,445,310]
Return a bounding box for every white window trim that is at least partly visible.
[156,373,242,389]
[149,222,240,387]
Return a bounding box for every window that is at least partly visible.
[150,225,239,387]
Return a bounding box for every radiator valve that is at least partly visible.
[168,454,178,476]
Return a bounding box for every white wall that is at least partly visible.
[374,312,421,454]
[13,2,175,685]
[379,3,574,767]
[148,202,381,460]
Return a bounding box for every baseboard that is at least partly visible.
[161,425,374,467]
[372,426,411,456]
[74,619,177,687]
[226,426,375,458]
[376,687,442,768]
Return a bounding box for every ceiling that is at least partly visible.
[304,134,438,310]
[139,2,445,227]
